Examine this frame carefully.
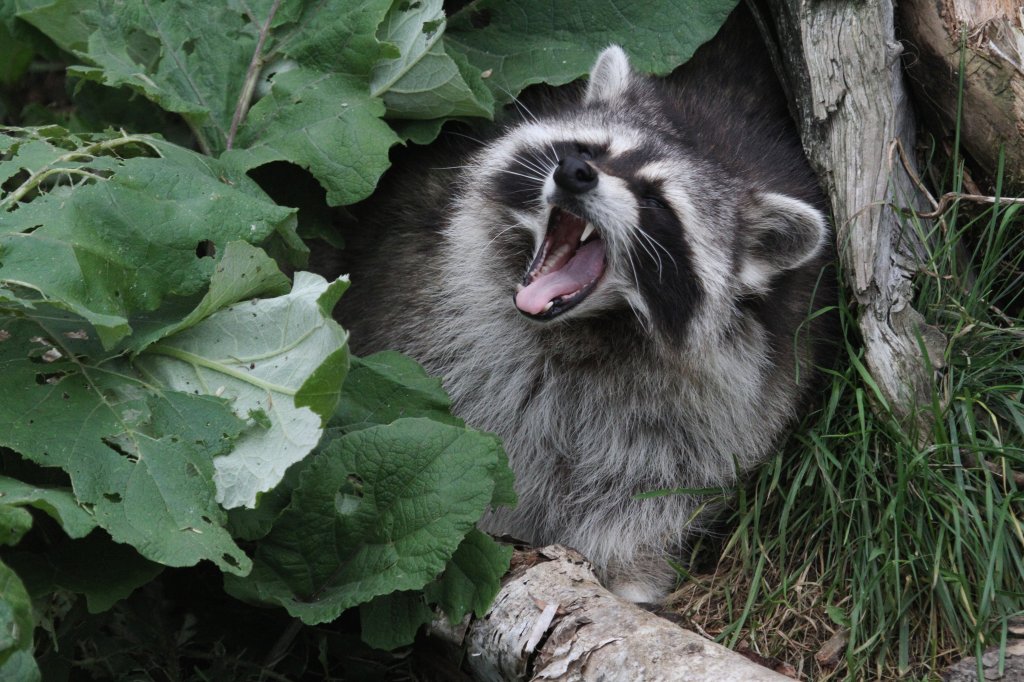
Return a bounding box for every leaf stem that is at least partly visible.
[0,133,162,211]
[144,343,298,396]
[226,0,283,151]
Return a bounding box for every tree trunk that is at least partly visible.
[429,546,792,682]
[757,0,947,421]
[901,0,1024,192]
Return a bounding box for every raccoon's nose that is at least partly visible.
[554,155,598,194]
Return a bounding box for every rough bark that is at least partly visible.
[758,0,946,421]
[430,546,791,682]
[901,0,1024,192]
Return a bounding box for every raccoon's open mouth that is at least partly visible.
[514,207,607,319]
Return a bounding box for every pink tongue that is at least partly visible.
[515,240,606,314]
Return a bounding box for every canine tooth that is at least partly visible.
[543,301,554,312]
[581,222,595,242]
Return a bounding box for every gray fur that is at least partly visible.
[333,9,836,603]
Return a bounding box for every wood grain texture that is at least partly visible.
[431,546,791,682]
[762,0,946,419]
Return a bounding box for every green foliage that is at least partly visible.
[0,128,298,347]
[226,419,509,624]
[445,0,737,96]
[0,0,737,676]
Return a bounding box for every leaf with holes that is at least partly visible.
[371,0,492,120]
[134,272,350,510]
[126,240,292,353]
[0,127,297,349]
[15,0,403,206]
[0,311,251,573]
[224,418,508,624]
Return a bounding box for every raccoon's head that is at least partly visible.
[455,46,829,345]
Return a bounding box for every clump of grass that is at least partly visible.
[669,170,1024,679]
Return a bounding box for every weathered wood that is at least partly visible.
[901,0,1024,192]
[942,618,1024,681]
[430,546,791,682]
[761,0,946,420]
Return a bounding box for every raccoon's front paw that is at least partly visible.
[605,560,677,605]
[607,578,670,606]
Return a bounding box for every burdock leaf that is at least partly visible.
[427,528,512,624]
[331,351,461,433]
[0,128,296,348]
[371,0,492,120]
[225,418,505,624]
[446,0,738,98]
[224,68,400,207]
[0,314,251,574]
[135,273,350,509]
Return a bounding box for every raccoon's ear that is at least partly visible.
[737,192,829,292]
[585,46,633,104]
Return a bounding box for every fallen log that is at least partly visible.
[901,0,1024,192]
[429,546,791,682]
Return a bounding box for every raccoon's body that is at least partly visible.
[334,8,836,603]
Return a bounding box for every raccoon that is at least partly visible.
[333,8,836,604]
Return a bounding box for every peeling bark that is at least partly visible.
[759,0,946,420]
[430,546,791,682]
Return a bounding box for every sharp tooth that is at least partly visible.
[580,222,595,242]
[543,301,554,312]
[516,283,525,292]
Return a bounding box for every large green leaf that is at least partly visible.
[223,68,399,207]
[426,528,512,625]
[446,0,739,97]
[126,241,292,353]
[16,0,404,206]
[332,348,517,515]
[225,418,508,624]
[136,272,350,509]
[0,314,251,573]
[0,128,297,348]
[371,0,492,120]
[331,351,461,433]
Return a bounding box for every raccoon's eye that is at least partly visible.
[641,196,668,209]
[576,144,593,161]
